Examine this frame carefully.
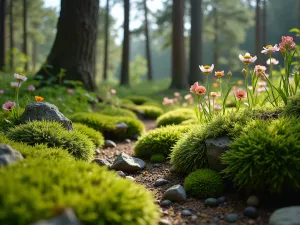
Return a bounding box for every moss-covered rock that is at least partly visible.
[0,159,160,225]
[6,121,95,162]
[69,112,145,140]
[283,93,300,118]
[156,108,196,127]
[134,125,191,159]
[73,123,104,148]
[135,105,164,119]
[184,169,224,198]
[150,154,166,163]
[95,105,137,119]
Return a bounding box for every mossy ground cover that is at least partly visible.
[156,108,197,127]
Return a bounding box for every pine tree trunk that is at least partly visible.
[255,0,261,63]
[23,0,28,72]
[32,40,38,72]
[36,0,99,91]
[170,0,188,89]
[262,0,267,47]
[120,0,130,86]
[143,0,152,81]
[213,6,219,70]
[0,0,5,71]
[103,0,109,81]
[9,0,14,70]
[189,0,203,85]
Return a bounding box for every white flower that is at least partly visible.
[11,82,20,87]
[239,53,257,65]
[199,64,214,75]
[266,58,279,65]
[14,73,27,82]
[261,44,280,54]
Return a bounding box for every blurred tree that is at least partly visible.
[23,0,28,72]
[255,0,261,63]
[189,0,203,85]
[9,0,14,70]
[0,0,5,71]
[170,0,188,89]
[120,0,130,85]
[36,0,99,91]
[262,0,267,47]
[143,0,152,81]
[130,55,147,84]
[103,0,109,81]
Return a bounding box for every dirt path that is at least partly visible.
[96,120,272,225]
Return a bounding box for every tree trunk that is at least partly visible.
[103,0,109,81]
[213,6,219,70]
[9,0,14,70]
[36,0,99,91]
[255,0,261,63]
[32,40,38,72]
[189,0,203,85]
[0,0,5,71]
[120,0,130,86]
[170,0,187,89]
[23,0,28,72]
[143,0,152,81]
[262,0,267,47]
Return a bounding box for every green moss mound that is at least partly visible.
[6,121,95,162]
[95,105,137,119]
[70,112,145,140]
[0,134,74,161]
[125,95,157,106]
[0,159,160,225]
[283,93,300,117]
[156,108,196,127]
[221,117,300,193]
[134,125,191,159]
[73,123,104,148]
[184,169,224,198]
[150,154,166,163]
[135,105,164,119]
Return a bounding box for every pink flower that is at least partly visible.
[195,85,206,95]
[67,89,74,94]
[162,97,174,105]
[184,94,192,100]
[258,81,267,87]
[279,36,296,54]
[239,53,257,65]
[111,89,116,94]
[14,73,27,82]
[254,65,267,77]
[199,64,214,75]
[27,85,35,92]
[11,82,20,88]
[261,44,279,54]
[174,92,180,97]
[0,90,4,95]
[235,90,247,101]
[214,70,225,78]
[190,82,199,93]
[266,58,279,65]
[2,101,16,111]
[58,98,62,102]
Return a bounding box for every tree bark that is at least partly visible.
[189,0,203,85]
[103,0,109,81]
[213,6,219,70]
[262,0,267,47]
[36,0,99,91]
[143,0,152,81]
[32,40,38,72]
[0,0,5,71]
[120,0,130,86]
[9,0,14,70]
[255,0,261,63]
[170,0,188,89]
[23,0,28,72]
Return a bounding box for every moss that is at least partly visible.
[150,154,166,163]
[73,123,104,148]
[134,125,192,159]
[221,117,300,193]
[95,104,137,119]
[135,105,164,119]
[156,108,196,127]
[0,159,160,225]
[283,93,300,117]
[6,121,95,162]
[69,112,145,140]
[184,169,224,198]
[124,95,157,106]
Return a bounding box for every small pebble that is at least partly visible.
[191,215,198,221]
[152,163,161,168]
[105,140,117,148]
[204,198,219,207]
[244,206,258,219]
[159,218,171,225]
[154,178,169,187]
[124,139,131,143]
[125,176,135,181]
[143,171,148,176]
[116,171,126,177]
[225,213,238,223]
[247,195,259,207]
[95,149,101,154]
[181,209,192,216]
[218,196,226,204]
[160,200,172,207]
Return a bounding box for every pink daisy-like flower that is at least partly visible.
[162,97,174,106]
[261,44,279,54]
[2,101,16,111]
[235,90,247,101]
[14,73,27,82]
[11,82,20,88]
[190,82,199,93]
[0,89,4,95]
[258,81,267,87]
[67,89,74,94]
[214,71,225,78]
[27,85,35,92]
[111,89,116,94]
[184,94,192,100]
[174,92,180,97]
[279,36,296,54]
[239,53,257,65]
[254,65,267,77]
[199,64,214,75]
[266,58,279,65]
[195,85,206,95]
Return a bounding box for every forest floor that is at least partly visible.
[96,120,272,225]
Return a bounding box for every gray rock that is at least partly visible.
[204,198,219,207]
[161,200,172,207]
[269,206,300,225]
[163,184,186,202]
[115,122,128,131]
[244,206,258,219]
[32,208,81,225]
[159,218,171,225]
[132,134,140,140]
[125,176,135,181]
[218,196,226,204]
[116,170,126,177]
[95,149,101,154]
[20,102,73,130]
[154,178,169,187]
[0,144,24,166]
[205,135,231,172]
[92,158,111,168]
[225,213,238,223]
[110,152,145,172]
[181,209,192,216]
[124,139,131,143]
[247,195,259,207]
[104,140,117,148]
[152,163,161,168]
